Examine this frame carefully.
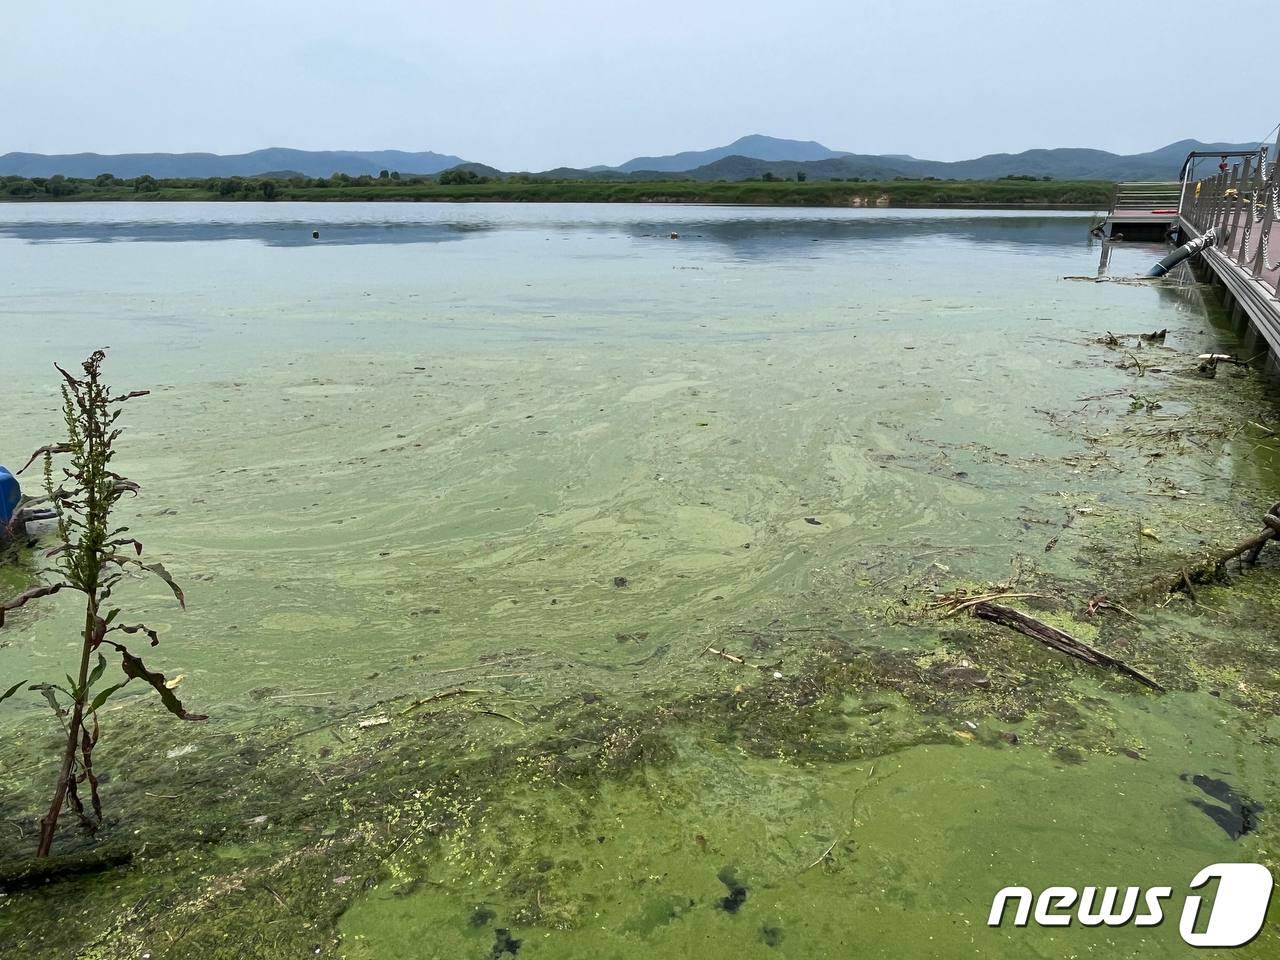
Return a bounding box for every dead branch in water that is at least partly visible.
[1120,351,1145,377]
[400,687,489,715]
[927,591,1040,616]
[703,645,783,676]
[704,645,748,665]
[1167,503,1280,594]
[471,709,525,726]
[935,595,1164,691]
[973,602,1164,691]
[703,645,773,671]
[1084,593,1142,622]
[804,839,840,872]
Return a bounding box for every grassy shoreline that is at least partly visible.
[0,176,1114,207]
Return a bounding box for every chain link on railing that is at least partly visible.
[1252,163,1279,273]
[1180,136,1280,286]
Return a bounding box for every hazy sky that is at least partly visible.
[6,0,1276,169]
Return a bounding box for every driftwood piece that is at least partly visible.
[703,645,783,676]
[400,687,487,715]
[1168,503,1280,593]
[970,601,1164,692]
[704,645,748,665]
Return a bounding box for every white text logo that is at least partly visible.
[988,863,1273,947]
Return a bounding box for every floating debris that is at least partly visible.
[716,866,748,914]
[1182,774,1262,839]
[490,927,522,957]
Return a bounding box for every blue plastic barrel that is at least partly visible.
[0,466,20,525]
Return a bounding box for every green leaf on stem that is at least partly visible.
[87,680,130,715]
[87,653,107,689]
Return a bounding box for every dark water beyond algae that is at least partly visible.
[0,204,1278,958]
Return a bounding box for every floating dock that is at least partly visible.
[1101,182,1182,240]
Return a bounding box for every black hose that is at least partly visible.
[1145,228,1218,277]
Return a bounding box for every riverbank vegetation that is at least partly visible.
[0,173,1113,206]
[0,351,201,858]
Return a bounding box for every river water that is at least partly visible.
[0,203,1277,958]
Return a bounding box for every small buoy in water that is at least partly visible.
[670,231,679,239]
[312,230,320,239]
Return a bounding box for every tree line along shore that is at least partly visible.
[0,172,1113,206]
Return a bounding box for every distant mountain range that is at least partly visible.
[606,135,1262,182]
[0,148,466,179]
[0,135,1263,182]
[614,134,851,173]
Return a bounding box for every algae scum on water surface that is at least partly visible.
[0,206,1278,958]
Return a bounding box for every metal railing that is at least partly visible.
[1110,181,1182,211]
[1177,128,1280,300]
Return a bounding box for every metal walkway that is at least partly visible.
[1177,132,1280,355]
